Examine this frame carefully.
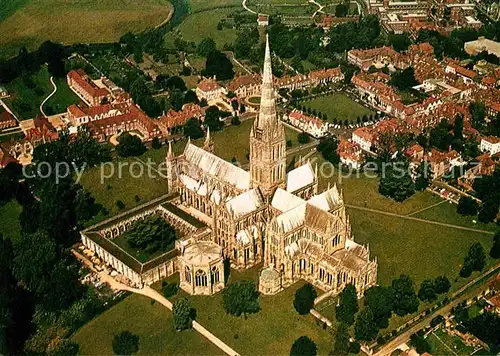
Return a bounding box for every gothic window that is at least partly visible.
[212,266,220,283]
[299,259,306,272]
[327,273,333,285]
[185,266,191,283]
[195,270,207,287]
[319,268,325,281]
[310,263,314,274]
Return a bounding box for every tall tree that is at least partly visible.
[391,275,419,316]
[112,331,139,355]
[203,50,234,80]
[290,336,317,356]
[197,38,217,57]
[433,276,451,294]
[414,161,432,191]
[293,283,317,315]
[490,231,500,259]
[460,242,486,277]
[336,284,358,325]
[355,307,378,341]
[457,196,479,216]
[364,286,394,329]
[333,323,350,356]
[379,160,415,202]
[222,280,260,317]
[183,118,204,139]
[172,298,194,331]
[418,280,437,302]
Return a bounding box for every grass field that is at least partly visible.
[0,200,22,243]
[4,66,52,120]
[72,294,222,355]
[300,93,375,123]
[187,0,241,12]
[79,156,169,220]
[43,76,81,115]
[167,266,334,356]
[0,0,173,58]
[427,329,476,356]
[178,8,238,49]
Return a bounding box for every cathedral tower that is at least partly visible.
[249,34,286,197]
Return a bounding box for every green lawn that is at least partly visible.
[112,233,175,263]
[0,200,22,243]
[178,8,238,49]
[187,0,241,12]
[79,156,169,220]
[0,0,173,58]
[168,266,334,356]
[427,329,476,355]
[4,66,52,120]
[300,93,375,123]
[43,76,81,115]
[72,294,222,355]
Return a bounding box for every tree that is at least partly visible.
[151,137,161,149]
[478,199,499,223]
[333,323,350,356]
[453,113,464,141]
[293,283,317,315]
[49,339,79,356]
[389,67,418,90]
[204,106,226,131]
[297,132,310,144]
[12,231,82,312]
[203,50,234,81]
[290,336,317,356]
[355,307,378,341]
[389,33,411,52]
[222,280,260,317]
[433,275,451,294]
[364,286,394,329]
[469,102,486,129]
[125,216,177,254]
[231,115,241,126]
[184,90,198,105]
[335,2,348,17]
[116,133,147,157]
[391,275,419,316]
[490,232,500,259]
[336,284,358,325]
[379,160,415,202]
[318,137,340,165]
[112,331,139,355]
[184,118,204,139]
[197,38,217,57]
[172,298,194,330]
[170,89,185,111]
[418,279,437,302]
[409,333,431,354]
[457,196,479,216]
[414,161,432,191]
[460,243,486,277]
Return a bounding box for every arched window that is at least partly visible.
[195,270,207,287]
[211,266,220,283]
[185,266,191,283]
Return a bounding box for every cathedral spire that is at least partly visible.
[204,126,214,153]
[254,34,278,132]
[167,140,174,160]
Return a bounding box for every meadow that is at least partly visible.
[300,93,375,123]
[0,0,173,58]
[72,294,222,355]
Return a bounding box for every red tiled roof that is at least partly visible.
[67,70,109,99]
[289,110,325,129]
[197,79,221,92]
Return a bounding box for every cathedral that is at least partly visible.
[166,35,378,297]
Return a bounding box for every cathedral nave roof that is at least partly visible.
[184,143,250,191]
[271,188,305,213]
[225,188,264,218]
[286,161,316,193]
[307,185,342,212]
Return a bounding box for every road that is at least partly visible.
[40,76,57,117]
[309,0,325,18]
[375,263,500,355]
[242,0,258,14]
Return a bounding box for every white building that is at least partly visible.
[480,136,500,156]
[352,127,374,152]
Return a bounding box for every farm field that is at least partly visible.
[0,200,22,243]
[177,8,238,49]
[300,93,375,123]
[187,0,241,12]
[0,0,173,58]
[72,294,222,355]
[167,266,334,356]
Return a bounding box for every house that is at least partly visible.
[480,136,500,156]
[257,14,269,26]
[196,78,226,102]
[158,104,207,135]
[67,70,110,106]
[24,116,59,147]
[0,110,17,130]
[424,149,464,179]
[337,139,363,169]
[226,75,261,98]
[67,103,126,126]
[445,63,477,84]
[285,110,328,138]
[352,127,374,152]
